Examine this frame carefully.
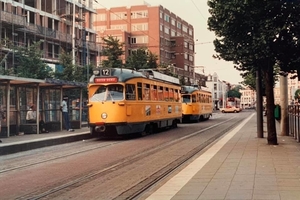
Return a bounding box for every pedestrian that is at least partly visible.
[0,105,6,142]
[60,96,74,132]
[26,103,49,133]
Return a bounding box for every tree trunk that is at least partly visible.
[263,66,278,145]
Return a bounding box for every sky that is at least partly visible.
[93,0,244,84]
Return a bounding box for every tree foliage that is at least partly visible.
[227,88,241,99]
[125,47,158,70]
[125,47,149,70]
[101,35,124,68]
[14,41,53,79]
[55,48,93,83]
[207,0,300,145]
[295,89,300,102]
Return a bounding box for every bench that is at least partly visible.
[19,124,37,134]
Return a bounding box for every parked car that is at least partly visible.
[220,106,240,113]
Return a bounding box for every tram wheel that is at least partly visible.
[172,120,178,128]
[145,124,154,134]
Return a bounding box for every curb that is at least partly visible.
[0,133,92,156]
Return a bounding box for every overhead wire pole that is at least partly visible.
[72,0,76,65]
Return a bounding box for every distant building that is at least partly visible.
[274,73,300,105]
[0,0,98,71]
[94,0,197,83]
[206,72,228,110]
[240,87,256,108]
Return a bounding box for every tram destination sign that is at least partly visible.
[94,77,118,83]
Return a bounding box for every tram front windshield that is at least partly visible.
[90,84,124,102]
[182,95,191,103]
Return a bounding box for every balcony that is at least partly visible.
[0,11,100,52]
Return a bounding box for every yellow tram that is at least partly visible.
[87,68,182,136]
[181,85,213,122]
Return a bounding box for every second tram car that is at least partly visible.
[181,85,213,122]
[87,68,182,136]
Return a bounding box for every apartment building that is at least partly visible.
[0,0,98,71]
[94,0,196,83]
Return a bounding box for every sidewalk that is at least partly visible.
[0,127,91,155]
[145,114,300,200]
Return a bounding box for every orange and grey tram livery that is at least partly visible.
[181,85,213,122]
[87,68,182,136]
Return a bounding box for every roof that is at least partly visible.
[0,75,86,88]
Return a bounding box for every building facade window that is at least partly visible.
[177,22,182,29]
[171,18,176,26]
[111,25,127,31]
[96,14,106,21]
[184,41,188,48]
[131,23,148,31]
[184,65,188,71]
[184,53,188,59]
[164,27,170,34]
[214,83,217,90]
[171,30,176,36]
[130,36,148,44]
[131,11,148,18]
[182,25,188,33]
[164,14,170,22]
[110,12,127,20]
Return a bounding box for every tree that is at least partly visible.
[207,0,300,145]
[295,89,300,102]
[101,35,124,68]
[227,89,241,99]
[125,47,149,70]
[125,48,159,70]
[147,52,158,69]
[14,41,53,79]
[55,48,74,81]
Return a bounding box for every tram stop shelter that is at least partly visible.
[0,75,86,138]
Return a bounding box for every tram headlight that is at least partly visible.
[101,112,108,119]
[93,70,100,75]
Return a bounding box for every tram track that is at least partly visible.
[15,115,246,200]
[0,141,123,174]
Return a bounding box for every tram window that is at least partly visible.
[175,89,179,102]
[143,84,150,100]
[90,86,107,101]
[182,95,191,103]
[164,88,169,101]
[158,86,164,101]
[137,82,143,100]
[107,85,124,101]
[125,84,136,100]
[90,85,124,102]
[169,88,174,101]
[192,95,196,103]
[151,85,157,101]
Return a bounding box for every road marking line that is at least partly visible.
[146,113,255,200]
